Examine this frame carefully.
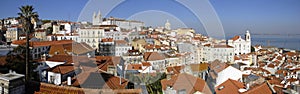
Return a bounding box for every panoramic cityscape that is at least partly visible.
[0,0,300,94]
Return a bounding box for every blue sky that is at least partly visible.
[0,0,300,38]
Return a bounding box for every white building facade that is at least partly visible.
[228,30,251,55]
[78,27,105,49]
[202,44,234,63]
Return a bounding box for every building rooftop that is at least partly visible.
[0,73,24,81]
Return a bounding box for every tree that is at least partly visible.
[18,5,39,82]
[251,46,255,52]
[5,46,38,79]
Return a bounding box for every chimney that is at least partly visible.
[246,83,250,90]
[67,76,71,85]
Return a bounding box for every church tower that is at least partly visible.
[92,10,102,25]
[165,19,171,30]
[245,30,251,42]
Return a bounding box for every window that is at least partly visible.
[50,75,55,84]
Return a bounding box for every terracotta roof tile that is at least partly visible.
[96,56,121,71]
[215,79,245,94]
[267,63,275,68]
[28,82,85,94]
[48,64,76,74]
[166,66,184,74]
[47,55,92,64]
[141,62,151,66]
[161,73,212,94]
[126,64,142,70]
[231,36,241,41]
[101,38,113,42]
[12,40,74,47]
[213,45,234,48]
[243,83,272,94]
[209,60,229,73]
[49,44,67,56]
[143,52,165,61]
[114,40,128,45]
[74,72,128,89]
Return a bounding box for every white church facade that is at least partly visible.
[92,10,144,31]
[227,30,251,55]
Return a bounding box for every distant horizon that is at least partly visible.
[1,0,300,36]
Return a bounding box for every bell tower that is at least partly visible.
[245,30,251,42]
[92,10,102,25]
[165,19,171,30]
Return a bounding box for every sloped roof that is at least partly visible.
[101,38,113,42]
[161,73,212,94]
[141,62,151,66]
[28,81,85,94]
[143,52,165,61]
[166,66,184,74]
[115,40,128,45]
[231,36,241,41]
[12,40,74,47]
[213,45,234,48]
[126,64,142,70]
[49,44,67,56]
[209,60,229,73]
[243,83,272,94]
[73,72,128,89]
[47,64,76,75]
[72,42,94,55]
[47,55,92,64]
[215,79,245,94]
[96,56,121,71]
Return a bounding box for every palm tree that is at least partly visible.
[18,5,38,82]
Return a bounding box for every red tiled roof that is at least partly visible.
[49,42,94,55]
[166,66,184,74]
[114,40,128,45]
[12,40,74,47]
[209,60,229,73]
[48,64,76,74]
[213,45,233,48]
[101,38,113,42]
[161,73,212,94]
[234,56,240,60]
[141,62,151,66]
[72,42,94,55]
[215,79,245,94]
[47,55,92,64]
[267,63,275,68]
[49,44,67,56]
[96,56,121,71]
[243,83,272,94]
[285,52,296,57]
[29,82,85,94]
[143,52,165,61]
[73,72,128,89]
[126,64,142,70]
[144,44,160,49]
[231,36,241,41]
